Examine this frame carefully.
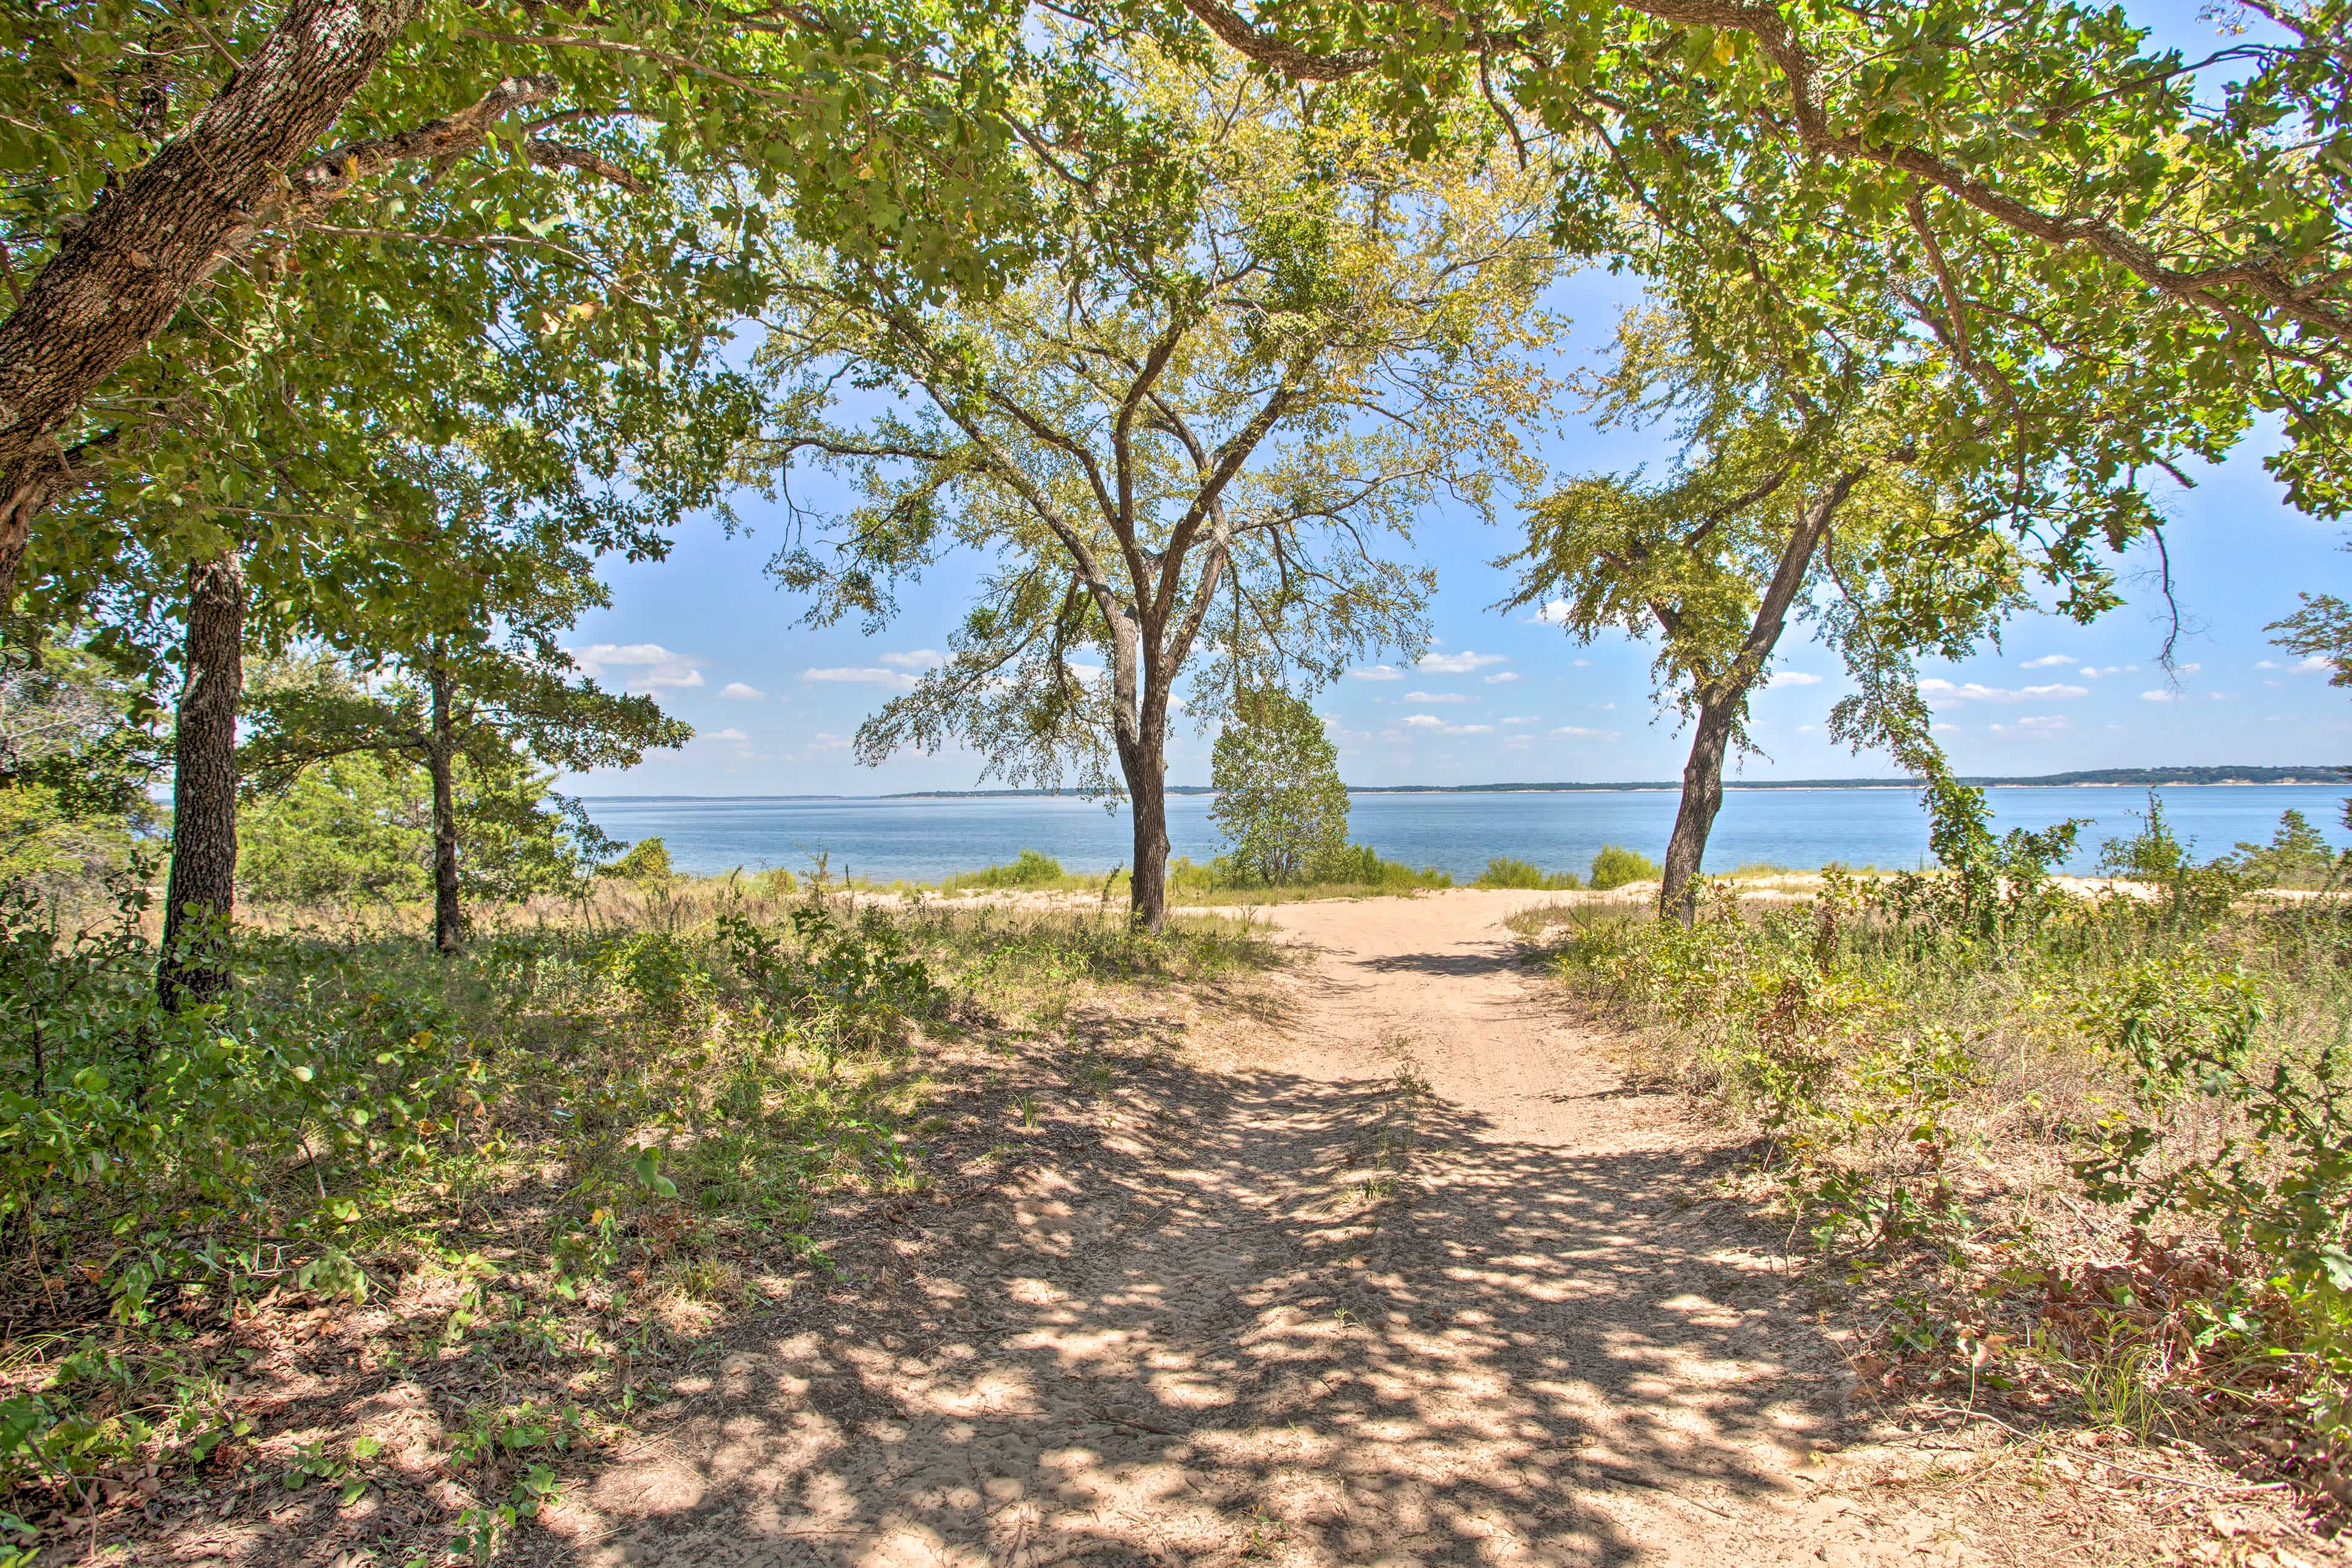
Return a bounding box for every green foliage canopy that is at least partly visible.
[1175,0,2352,514]
[756,41,1559,796]
[1,0,1074,595]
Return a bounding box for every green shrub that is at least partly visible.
[1308,842,1385,885]
[239,753,432,907]
[1547,846,2352,1479]
[1475,856,1581,891]
[1588,845,1661,890]
[1305,843,1446,888]
[940,848,1066,891]
[2232,808,2343,889]
[603,836,673,881]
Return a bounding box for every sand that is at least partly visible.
[524,889,2326,1568]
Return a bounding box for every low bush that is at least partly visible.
[1588,844,1661,890]
[1474,856,1582,891]
[2230,807,2345,890]
[1539,786,2352,1504]
[0,872,996,1532]
[938,848,1068,891]
[601,836,673,881]
[1167,845,1448,899]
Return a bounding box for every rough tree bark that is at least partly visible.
[426,656,463,953]
[1107,606,1177,934]
[0,0,576,599]
[1657,472,1863,921]
[159,551,246,1009]
[1122,731,1172,934]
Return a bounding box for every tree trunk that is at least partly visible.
[159,551,245,1010]
[427,662,462,952]
[1659,698,1740,921]
[1127,745,1170,934]
[0,0,423,601]
[1655,472,1863,923]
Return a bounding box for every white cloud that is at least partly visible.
[1551,725,1618,739]
[1484,671,1520,685]
[1402,714,1445,728]
[1349,664,1404,681]
[708,727,750,742]
[2297,655,2333,673]
[1917,678,2089,704]
[2139,688,2177,703]
[2015,714,2070,731]
[1403,714,1491,736]
[1572,658,1593,668]
[1403,690,1468,704]
[1417,650,1510,674]
[718,681,766,701]
[2177,662,2201,674]
[807,733,851,752]
[1767,670,1824,688]
[2257,660,2283,670]
[1526,600,1574,625]
[1795,724,1817,734]
[2078,664,2140,677]
[1501,716,1537,726]
[569,643,706,692]
[2021,654,2075,669]
[802,666,921,691]
[878,649,942,669]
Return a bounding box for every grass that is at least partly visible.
[0,878,1285,1564]
[1523,869,2352,1504]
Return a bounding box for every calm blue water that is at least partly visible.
[576,785,2348,882]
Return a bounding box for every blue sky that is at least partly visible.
[562,3,2350,798]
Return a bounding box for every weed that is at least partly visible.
[1588,844,1662,891]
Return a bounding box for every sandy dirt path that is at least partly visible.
[524,891,2179,1568]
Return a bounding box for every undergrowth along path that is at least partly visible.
[527,890,2318,1568]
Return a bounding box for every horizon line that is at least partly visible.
[570,765,2345,802]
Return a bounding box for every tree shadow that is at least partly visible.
[524,1046,1853,1568]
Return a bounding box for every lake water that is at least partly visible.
[577,784,2347,883]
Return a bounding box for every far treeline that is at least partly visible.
[897,765,2352,798]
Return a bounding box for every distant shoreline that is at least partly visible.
[576,766,2344,803]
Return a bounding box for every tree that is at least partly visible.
[1505,305,2157,918]
[2231,808,2341,888]
[2269,582,2352,835]
[238,750,434,910]
[2272,594,2352,688]
[243,531,685,950]
[1172,0,2352,514]
[157,551,243,1008]
[756,44,1558,931]
[0,624,162,894]
[0,0,1072,597]
[1211,688,1349,885]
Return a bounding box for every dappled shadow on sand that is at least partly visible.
[526,1047,1848,1568]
